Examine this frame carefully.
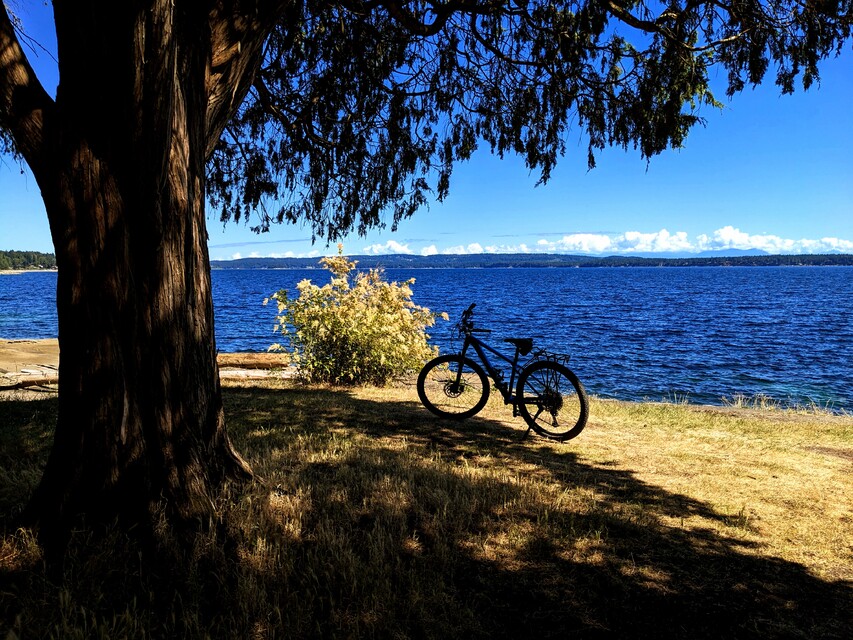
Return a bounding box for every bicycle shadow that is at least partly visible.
[227,384,853,639]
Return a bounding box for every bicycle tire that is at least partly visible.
[417,354,490,420]
[516,360,588,440]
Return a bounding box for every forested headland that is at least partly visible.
[0,250,56,270]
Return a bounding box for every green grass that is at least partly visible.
[2,381,852,638]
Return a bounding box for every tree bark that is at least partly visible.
[26,141,253,549]
[0,1,279,551]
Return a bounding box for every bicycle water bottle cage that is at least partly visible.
[504,338,533,356]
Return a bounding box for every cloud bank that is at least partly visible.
[364,226,853,256]
[213,226,853,260]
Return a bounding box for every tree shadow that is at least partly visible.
[0,395,57,519]
[2,388,850,638]
[224,384,852,639]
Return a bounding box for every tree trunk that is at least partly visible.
[15,2,265,551]
[26,145,252,549]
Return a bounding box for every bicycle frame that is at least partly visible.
[418,302,589,442]
[458,331,524,406]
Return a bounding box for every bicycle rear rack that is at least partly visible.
[527,349,571,367]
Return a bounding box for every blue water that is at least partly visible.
[2,267,851,410]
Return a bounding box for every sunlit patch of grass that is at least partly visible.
[2,379,851,638]
[722,392,848,416]
[660,391,692,405]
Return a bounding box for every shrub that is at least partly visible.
[268,246,446,385]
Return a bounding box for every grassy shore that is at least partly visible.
[1,380,851,638]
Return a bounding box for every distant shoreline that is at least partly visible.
[4,254,853,272]
[0,269,57,275]
[211,253,853,270]
[210,263,853,270]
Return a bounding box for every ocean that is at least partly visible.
[2,266,851,411]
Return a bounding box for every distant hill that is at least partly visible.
[625,248,773,259]
[0,250,56,270]
[693,249,771,258]
[211,253,853,269]
[6,250,851,271]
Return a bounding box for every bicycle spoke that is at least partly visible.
[516,360,588,441]
[417,355,489,419]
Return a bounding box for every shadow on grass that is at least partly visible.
[1,387,850,638]
[223,384,852,639]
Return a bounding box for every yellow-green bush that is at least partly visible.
[268,246,447,385]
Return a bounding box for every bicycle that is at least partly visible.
[417,303,589,441]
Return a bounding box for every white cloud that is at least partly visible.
[362,240,413,255]
[528,226,852,256]
[712,225,751,248]
[219,227,853,260]
[819,237,853,252]
[699,226,804,253]
[441,243,485,255]
[705,225,789,251]
[538,234,613,254]
[617,229,692,253]
[483,243,532,253]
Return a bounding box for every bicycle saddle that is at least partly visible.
[504,338,533,356]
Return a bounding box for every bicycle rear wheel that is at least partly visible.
[417,354,490,420]
[516,360,588,440]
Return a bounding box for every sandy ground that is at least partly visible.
[0,339,59,388]
[0,338,292,390]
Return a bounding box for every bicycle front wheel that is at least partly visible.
[516,360,588,440]
[417,355,490,420]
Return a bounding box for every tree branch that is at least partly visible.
[606,0,753,52]
[204,1,288,159]
[0,2,55,175]
[380,0,512,37]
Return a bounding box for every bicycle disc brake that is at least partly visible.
[443,380,466,398]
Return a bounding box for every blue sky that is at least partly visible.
[2,3,851,260]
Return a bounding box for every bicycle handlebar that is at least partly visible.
[461,302,476,323]
[458,302,483,334]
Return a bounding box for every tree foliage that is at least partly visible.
[4,1,851,248]
[207,1,851,242]
[0,249,56,270]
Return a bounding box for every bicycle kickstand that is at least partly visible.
[513,404,533,441]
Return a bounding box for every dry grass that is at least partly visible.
[1,380,851,638]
